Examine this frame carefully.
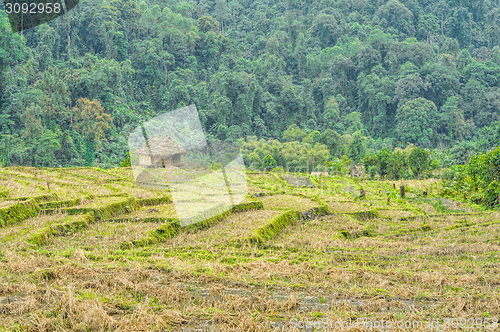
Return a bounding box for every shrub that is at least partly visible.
[368,166,378,179]
[442,147,500,208]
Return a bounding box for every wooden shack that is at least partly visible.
[135,135,187,168]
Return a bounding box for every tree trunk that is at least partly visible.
[164,64,168,86]
[67,15,71,59]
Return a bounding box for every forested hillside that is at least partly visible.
[2,0,500,168]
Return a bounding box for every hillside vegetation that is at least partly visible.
[2,0,500,168]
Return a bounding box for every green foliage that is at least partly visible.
[440,96,465,143]
[211,162,224,171]
[241,136,329,173]
[2,0,500,169]
[323,96,340,131]
[282,124,306,142]
[396,98,437,148]
[344,112,363,135]
[387,149,407,180]
[120,152,131,167]
[262,154,277,170]
[318,129,342,158]
[408,147,430,179]
[346,132,366,164]
[442,147,500,208]
[368,165,378,180]
[197,16,220,33]
[364,145,435,180]
[326,155,352,176]
[430,159,441,170]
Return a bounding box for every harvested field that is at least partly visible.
[261,194,319,211]
[0,167,499,331]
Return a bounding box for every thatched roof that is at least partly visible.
[135,135,187,156]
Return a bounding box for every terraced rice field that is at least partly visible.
[0,167,499,331]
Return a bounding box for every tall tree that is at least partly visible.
[395,97,437,148]
[346,132,365,164]
[72,98,112,166]
[408,147,429,179]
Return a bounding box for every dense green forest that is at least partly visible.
[2,0,500,168]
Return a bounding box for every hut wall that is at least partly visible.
[152,155,172,165]
[173,154,181,164]
[139,155,152,165]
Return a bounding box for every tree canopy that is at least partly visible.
[1,0,500,167]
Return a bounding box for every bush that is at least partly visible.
[368,166,378,179]
[408,147,430,179]
[430,159,441,170]
[262,154,277,170]
[120,152,131,167]
[442,147,500,208]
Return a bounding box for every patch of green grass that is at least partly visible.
[0,199,40,227]
[28,213,95,246]
[250,210,300,243]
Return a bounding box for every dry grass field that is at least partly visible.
[0,167,499,331]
